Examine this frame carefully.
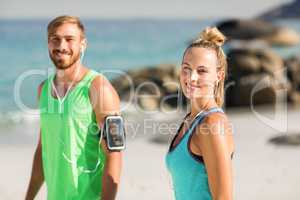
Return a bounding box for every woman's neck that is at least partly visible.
[189,98,218,119]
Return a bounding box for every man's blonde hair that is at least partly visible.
[47,15,85,38]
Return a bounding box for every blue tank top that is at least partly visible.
[165,107,224,200]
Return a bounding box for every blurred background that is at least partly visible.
[1,0,300,199]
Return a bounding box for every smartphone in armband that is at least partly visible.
[103,115,126,151]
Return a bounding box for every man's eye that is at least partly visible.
[50,38,59,42]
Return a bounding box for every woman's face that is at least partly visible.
[180,47,221,100]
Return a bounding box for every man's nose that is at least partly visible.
[57,39,68,49]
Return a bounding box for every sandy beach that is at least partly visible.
[0,106,300,200]
[1,0,300,199]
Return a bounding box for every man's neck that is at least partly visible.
[55,62,85,84]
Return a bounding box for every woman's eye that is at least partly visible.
[197,69,207,74]
[182,67,191,72]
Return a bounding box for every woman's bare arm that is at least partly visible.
[193,113,234,200]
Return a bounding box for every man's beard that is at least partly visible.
[49,50,81,70]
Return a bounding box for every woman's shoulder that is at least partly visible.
[203,111,229,125]
[194,111,233,138]
[193,111,234,154]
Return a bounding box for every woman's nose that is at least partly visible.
[190,70,198,82]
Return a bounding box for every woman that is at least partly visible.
[166,27,235,200]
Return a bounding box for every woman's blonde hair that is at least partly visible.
[183,26,227,107]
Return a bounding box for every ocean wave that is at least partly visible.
[0,101,182,127]
[0,111,39,126]
[120,101,185,121]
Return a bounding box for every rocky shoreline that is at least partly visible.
[258,0,300,20]
[112,19,300,111]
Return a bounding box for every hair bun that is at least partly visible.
[195,27,226,47]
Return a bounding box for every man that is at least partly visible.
[25,15,122,200]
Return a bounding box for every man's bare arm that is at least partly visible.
[90,75,122,200]
[25,82,45,200]
[25,133,44,200]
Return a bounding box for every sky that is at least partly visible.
[0,0,294,19]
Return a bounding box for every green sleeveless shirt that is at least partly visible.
[39,69,106,200]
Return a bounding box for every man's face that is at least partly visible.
[48,23,85,69]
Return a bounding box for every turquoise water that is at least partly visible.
[0,19,299,122]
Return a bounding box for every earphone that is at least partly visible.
[80,45,85,63]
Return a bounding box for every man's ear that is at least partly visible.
[81,38,87,52]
